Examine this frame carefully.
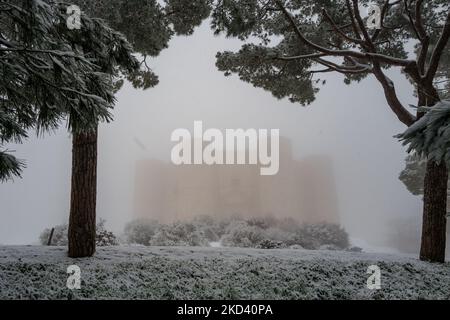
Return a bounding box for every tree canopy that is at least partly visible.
[0,0,153,181]
[211,0,449,123]
[0,0,215,181]
[72,0,212,77]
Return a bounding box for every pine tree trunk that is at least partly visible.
[68,129,98,258]
[416,85,448,263]
[420,161,448,262]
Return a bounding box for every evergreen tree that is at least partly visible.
[66,0,211,257]
[0,0,114,181]
[0,0,156,257]
[63,11,157,258]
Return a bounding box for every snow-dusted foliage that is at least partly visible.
[219,218,348,250]
[0,0,159,181]
[124,219,211,246]
[263,227,296,245]
[150,222,209,247]
[221,220,265,248]
[124,216,350,250]
[191,215,229,242]
[257,239,285,249]
[294,223,350,250]
[41,216,349,250]
[398,101,450,163]
[95,219,119,246]
[124,219,160,246]
[40,219,118,246]
[1,246,449,299]
[39,225,69,246]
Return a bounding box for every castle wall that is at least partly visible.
[133,138,340,224]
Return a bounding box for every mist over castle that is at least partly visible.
[134,137,339,223]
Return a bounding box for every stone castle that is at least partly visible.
[133,137,340,223]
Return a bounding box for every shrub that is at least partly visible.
[150,222,209,246]
[220,221,265,248]
[192,215,224,242]
[39,224,68,246]
[121,216,350,251]
[124,219,160,245]
[294,223,349,250]
[257,239,285,249]
[263,227,295,245]
[39,219,118,246]
[96,219,119,246]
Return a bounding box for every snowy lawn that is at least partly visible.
[0,246,449,300]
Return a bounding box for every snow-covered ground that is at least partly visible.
[0,245,449,300]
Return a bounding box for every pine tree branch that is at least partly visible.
[322,9,363,45]
[425,9,450,83]
[273,0,415,67]
[372,63,415,126]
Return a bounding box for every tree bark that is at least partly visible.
[68,129,98,258]
[420,161,448,262]
[419,86,448,263]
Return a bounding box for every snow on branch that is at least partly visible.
[397,100,450,164]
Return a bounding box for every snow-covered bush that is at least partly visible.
[220,221,265,248]
[192,215,226,242]
[257,239,285,249]
[150,222,209,246]
[96,219,119,246]
[124,219,160,245]
[219,219,348,250]
[125,219,209,246]
[39,219,118,246]
[121,216,350,250]
[294,223,349,250]
[39,224,68,246]
[263,227,296,245]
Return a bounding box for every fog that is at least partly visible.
[0,21,422,250]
